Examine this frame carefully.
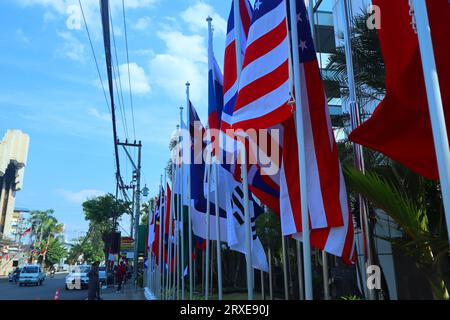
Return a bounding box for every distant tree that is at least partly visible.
[45,238,68,266]
[82,193,130,227]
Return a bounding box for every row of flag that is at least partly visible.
[145,0,449,299]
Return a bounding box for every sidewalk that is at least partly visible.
[101,283,147,301]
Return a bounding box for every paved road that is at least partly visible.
[0,273,92,300]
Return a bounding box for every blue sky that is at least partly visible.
[0,0,231,241]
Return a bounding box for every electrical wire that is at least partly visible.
[78,0,111,116]
[122,0,136,141]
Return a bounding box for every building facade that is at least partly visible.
[0,130,29,275]
[0,130,29,240]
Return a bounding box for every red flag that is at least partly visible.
[20,227,32,238]
[349,0,450,180]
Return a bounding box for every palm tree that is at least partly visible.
[327,11,449,299]
[345,165,449,299]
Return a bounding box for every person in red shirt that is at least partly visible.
[116,262,127,293]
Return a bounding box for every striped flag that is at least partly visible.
[19,226,32,238]
[229,0,355,263]
[221,0,253,132]
[207,26,224,132]
[229,0,292,130]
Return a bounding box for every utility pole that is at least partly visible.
[118,140,142,290]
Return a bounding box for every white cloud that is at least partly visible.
[88,108,110,122]
[17,0,159,35]
[118,63,151,95]
[148,29,208,105]
[15,29,30,44]
[180,1,227,37]
[58,189,106,204]
[57,31,86,62]
[133,16,151,31]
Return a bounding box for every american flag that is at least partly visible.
[229,0,355,263]
[229,0,292,130]
[221,0,253,132]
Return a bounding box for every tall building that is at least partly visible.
[0,130,29,241]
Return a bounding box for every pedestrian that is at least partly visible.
[87,261,101,300]
[116,261,126,293]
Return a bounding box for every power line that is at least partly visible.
[78,0,111,116]
[99,0,122,200]
[122,0,137,141]
[109,9,129,140]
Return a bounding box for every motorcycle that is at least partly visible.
[50,269,55,278]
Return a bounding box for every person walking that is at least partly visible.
[87,261,101,300]
[116,261,127,293]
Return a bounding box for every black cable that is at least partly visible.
[109,10,129,140]
[122,0,137,141]
[78,0,110,115]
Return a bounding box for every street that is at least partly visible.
[0,273,110,300]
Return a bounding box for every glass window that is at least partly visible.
[22,267,38,273]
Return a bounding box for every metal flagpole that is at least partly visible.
[161,172,167,299]
[288,0,313,300]
[157,175,163,299]
[281,236,289,300]
[412,0,450,245]
[268,247,273,300]
[176,171,181,300]
[207,15,223,301]
[340,0,375,300]
[164,172,169,300]
[261,269,265,300]
[179,106,186,300]
[322,251,330,300]
[173,158,179,300]
[234,0,253,301]
[205,157,211,300]
[307,0,331,302]
[186,82,194,300]
[168,161,176,299]
[296,241,304,300]
[307,0,315,40]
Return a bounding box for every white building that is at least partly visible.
[0,130,29,240]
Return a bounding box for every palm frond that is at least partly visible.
[344,166,428,240]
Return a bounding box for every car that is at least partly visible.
[18,265,45,286]
[65,265,91,290]
[8,267,22,283]
[99,266,107,284]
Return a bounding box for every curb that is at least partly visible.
[144,287,156,300]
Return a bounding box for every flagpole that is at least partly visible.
[296,241,304,300]
[205,143,211,300]
[161,171,167,299]
[281,236,289,300]
[307,0,331,302]
[186,82,194,300]
[174,157,180,300]
[412,0,450,245]
[179,105,186,300]
[168,164,176,300]
[268,247,273,300]
[322,251,330,300]
[157,175,163,299]
[234,0,254,301]
[288,0,313,300]
[307,0,315,40]
[207,15,224,301]
[340,0,375,300]
[176,159,180,300]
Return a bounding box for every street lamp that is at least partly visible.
[142,185,149,198]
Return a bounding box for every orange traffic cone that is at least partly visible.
[54,289,59,300]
